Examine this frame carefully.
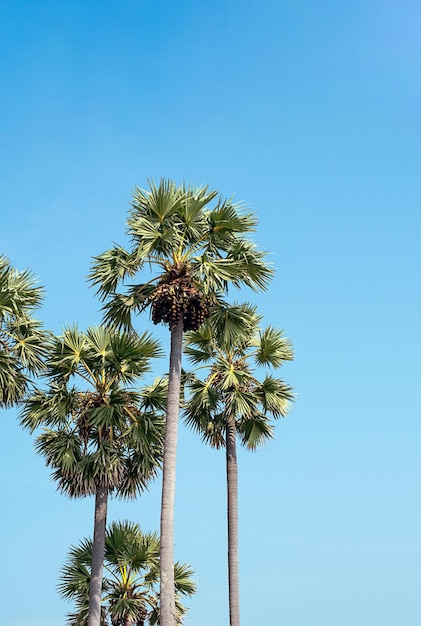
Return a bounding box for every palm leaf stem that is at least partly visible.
[0,327,21,343]
[104,374,120,391]
[77,361,98,387]
[179,235,210,264]
[123,406,139,425]
[146,258,168,272]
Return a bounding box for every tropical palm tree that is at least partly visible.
[59,519,197,626]
[0,254,49,407]
[20,326,166,626]
[89,179,273,626]
[183,303,295,626]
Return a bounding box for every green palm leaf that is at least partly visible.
[237,413,275,450]
[0,353,27,407]
[89,246,139,301]
[254,375,295,417]
[252,326,294,368]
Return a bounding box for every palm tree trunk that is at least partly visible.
[88,485,108,626]
[160,318,183,626]
[226,416,240,626]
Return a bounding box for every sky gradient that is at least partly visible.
[1,1,420,625]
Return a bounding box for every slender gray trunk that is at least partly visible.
[160,319,183,626]
[226,416,240,626]
[88,485,108,626]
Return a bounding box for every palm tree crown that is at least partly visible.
[0,254,50,407]
[89,179,273,331]
[59,520,197,626]
[20,325,166,498]
[184,303,295,449]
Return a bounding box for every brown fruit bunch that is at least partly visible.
[150,275,210,331]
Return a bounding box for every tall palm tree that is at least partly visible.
[20,326,166,626]
[89,179,273,626]
[0,254,49,407]
[183,303,295,626]
[59,520,197,626]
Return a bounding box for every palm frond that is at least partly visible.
[237,413,274,450]
[58,560,91,601]
[253,326,294,368]
[0,255,44,313]
[19,384,79,432]
[131,178,184,222]
[105,521,160,570]
[7,319,51,373]
[89,246,139,301]
[226,241,274,292]
[209,301,260,353]
[0,353,27,407]
[205,198,258,244]
[174,562,197,596]
[35,429,86,495]
[49,326,89,378]
[180,184,218,233]
[183,386,226,449]
[107,329,163,379]
[101,291,146,332]
[254,375,295,417]
[129,214,179,259]
[213,356,251,390]
[193,255,250,295]
[224,387,258,418]
[139,376,168,412]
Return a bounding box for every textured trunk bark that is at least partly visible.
[226,417,240,626]
[160,319,183,626]
[88,485,108,626]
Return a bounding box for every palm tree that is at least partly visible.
[59,520,197,626]
[0,254,49,407]
[183,303,294,626]
[89,179,273,626]
[20,326,166,626]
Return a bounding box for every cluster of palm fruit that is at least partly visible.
[74,391,104,444]
[150,271,210,332]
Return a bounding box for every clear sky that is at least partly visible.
[1,1,420,624]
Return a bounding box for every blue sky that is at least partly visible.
[1,1,420,624]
